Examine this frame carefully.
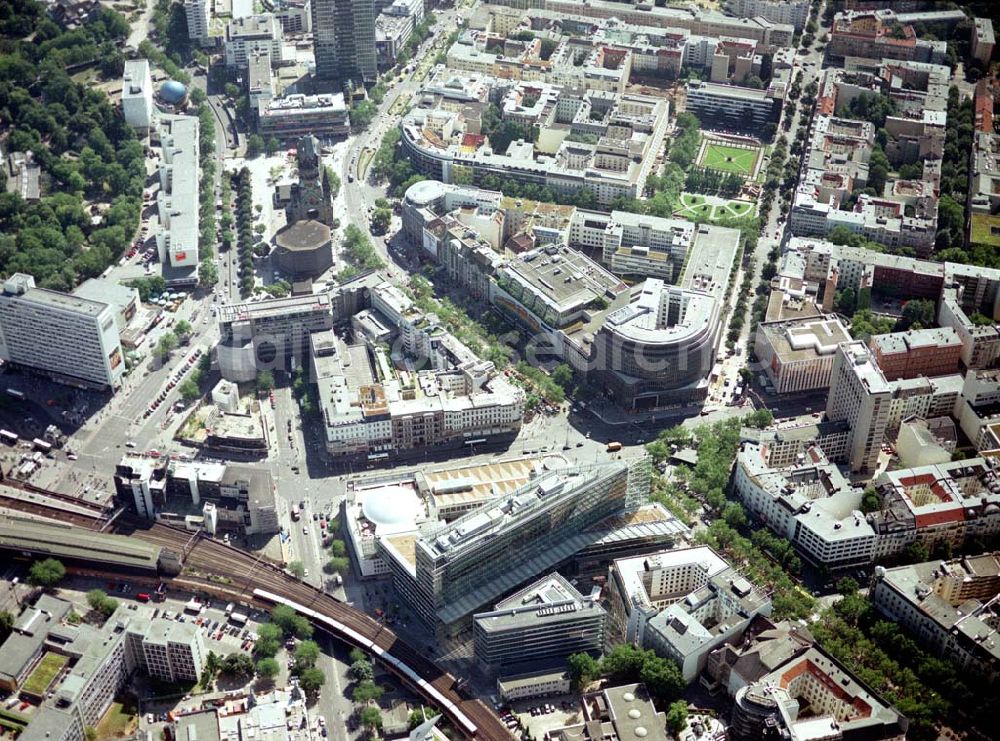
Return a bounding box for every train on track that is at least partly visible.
[253,589,481,738]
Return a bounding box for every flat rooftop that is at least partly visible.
[218,292,331,323]
[475,572,601,632]
[13,286,108,318]
[0,516,160,571]
[503,244,622,313]
[422,454,569,513]
[680,224,742,299]
[761,315,851,362]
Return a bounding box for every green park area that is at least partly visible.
[22,653,68,696]
[674,192,755,222]
[699,143,760,176]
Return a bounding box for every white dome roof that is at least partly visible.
[628,709,641,719]
[634,728,647,737]
[361,485,422,527]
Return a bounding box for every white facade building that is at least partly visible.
[184,0,211,44]
[754,315,850,394]
[156,116,200,270]
[733,441,877,569]
[224,14,283,68]
[607,547,771,682]
[0,274,124,390]
[122,59,153,130]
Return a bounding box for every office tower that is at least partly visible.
[122,59,153,130]
[388,459,649,635]
[825,341,893,473]
[312,0,377,83]
[473,573,607,674]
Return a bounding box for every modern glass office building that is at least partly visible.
[378,458,651,635]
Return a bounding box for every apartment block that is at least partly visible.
[791,186,937,255]
[183,0,211,45]
[728,642,908,740]
[967,131,1000,256]
[684,80,781,134]
[825,342,894,473]
[569,210,695,283]
[870,458,1000,560]
[801,115,875,204]
[607,546,771,682]
[473,573,606,673]
[872,553,1000,679]
[971,16,995,67]
[2,597,205,741]
[754,315,851,394]
[955,370,1000,453]
[0,273,124,390]
[739,420,851,469]
[138,619,205,683]
[733,442,876,569]
[724,0,809,31]
[483,0,794,49]
[400,81,671,207]
[868,328,962,381]
[828,9,944,63]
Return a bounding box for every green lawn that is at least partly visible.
[700,143,759,175]
[674,192,756,222]
[95,702,138,739]
[970,212,1000,247]
[22,653,67,696]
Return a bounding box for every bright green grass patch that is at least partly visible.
[23,653,67,696]
[700,143,759,175]
[95,702,138,739]
[970,212,1000,247]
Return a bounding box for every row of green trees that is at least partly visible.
[567,645,684,710]
[812,580,997,739]
[348,648,384,737]
[338,225,385,281]
[232,168,258,297]
[407,274,514,369]
[645,415,817,621]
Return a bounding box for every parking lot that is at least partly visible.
[497,696,584,738]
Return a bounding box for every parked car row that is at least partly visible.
[144,347,204,418]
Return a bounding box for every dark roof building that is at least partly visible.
[273,220,334,280]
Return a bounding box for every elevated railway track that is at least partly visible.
[114,520,510,739]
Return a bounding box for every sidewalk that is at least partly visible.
[583,399,704,427]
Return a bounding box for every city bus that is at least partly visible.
[0,430,17,445]
[606,441,623,453]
